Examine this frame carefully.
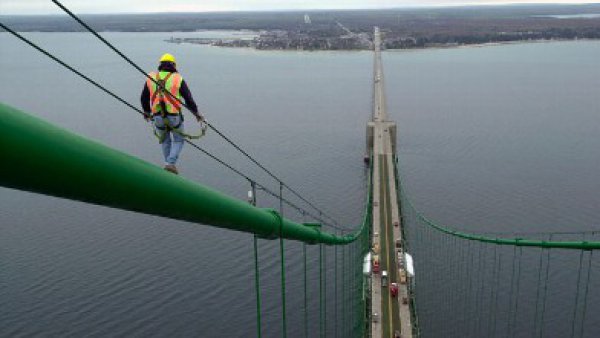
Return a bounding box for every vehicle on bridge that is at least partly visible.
[390,282,398,297]
[373,254,380,274]
[381,270,388,287]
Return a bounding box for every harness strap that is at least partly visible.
[150,72,174,103]
[151,118,208,143]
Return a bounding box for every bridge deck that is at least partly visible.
[370,27,413,338]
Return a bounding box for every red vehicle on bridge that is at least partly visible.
[373,255,380,274]
[390,282,399,297]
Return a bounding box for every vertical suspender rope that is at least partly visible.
[342,241,346,337]
[506,245,517,336]
[533,246,545,336]
[302,213,308,338]
[324,243,328,338]
[511,246,523,338]
[319,243,324,338]
[579,250,593,338]
[351,241,356,336]
[570,249,585,338]
[488,244,499,337]
[253,233,262,338]
[538,234,553,338]
[335,232,339,338]
[278,182,287,338]
[249,182,262,338]
[474,242,485,336]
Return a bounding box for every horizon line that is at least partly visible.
[2,2,600,16]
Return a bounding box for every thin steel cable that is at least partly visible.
[303,242,308,338]
[50,0,344,229]
[342,241,346,337]
[579,250,593,338]
[570,249,585,338]
[249,182,262,338]
[253,234,262,338]
[507,245,517,336]
[324,245,328,338]
[487,245,499,337]
[319,244,324,338]
[474,242,486,336]
[335,236,338,338]
[511,247,523,338]
[538,234,553,338]
[278,183,287,338]
[533,247,545,337]
[462,241,474,332]
[490,247,502,337]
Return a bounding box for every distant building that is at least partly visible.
[304,14,311,24]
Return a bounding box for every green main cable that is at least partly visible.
[0,103,365,246]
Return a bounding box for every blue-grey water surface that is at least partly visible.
[1,32,599,337]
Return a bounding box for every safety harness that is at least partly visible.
[149,72,208,143]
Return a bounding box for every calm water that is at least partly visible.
[1,32,599,337]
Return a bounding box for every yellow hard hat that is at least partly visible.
[159,53,176,64]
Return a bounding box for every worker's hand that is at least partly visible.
[195,113,204,123]
[143,112,152,122]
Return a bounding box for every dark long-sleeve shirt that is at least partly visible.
[141,75,198,115]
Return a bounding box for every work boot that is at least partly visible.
[164,164,179,175]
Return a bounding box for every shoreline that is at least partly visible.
[180,36,599,53]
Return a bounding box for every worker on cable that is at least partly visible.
[141,53,203,175]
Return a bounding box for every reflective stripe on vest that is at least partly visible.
[146,71,183,115]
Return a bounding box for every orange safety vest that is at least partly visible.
[146,71,184,115]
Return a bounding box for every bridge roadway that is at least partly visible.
[369,27,413,338]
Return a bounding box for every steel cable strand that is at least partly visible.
[324,244,328,338]
[570,248,585,338]
[579,250,593,338]
[533,246,545,336]
[487,245,499,337]
[510,247,523,338]
[506,246,518,337]
[474,242,486,337]
[335,236,338,338]
[50,0,345,230]
[538,234,553,338]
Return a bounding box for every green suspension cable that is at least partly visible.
[579,250,593,338]
[487,245,499,337]
[462,241,474,330]
[335,233,338,338]
[570,249,585,338]
[319,243,324,338]
[506,245,517,336]
[342,242,346,337]
[474,242,486,336]
[250,182,262,338]
[253,235,262,338]
[511,247,523,338]
[538,234,553,338]
[303,242,308,338]
[278,183,287,338]
[324,244,328,338]
[533,246,545,336]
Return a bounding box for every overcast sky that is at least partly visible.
[1,0,598,15]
